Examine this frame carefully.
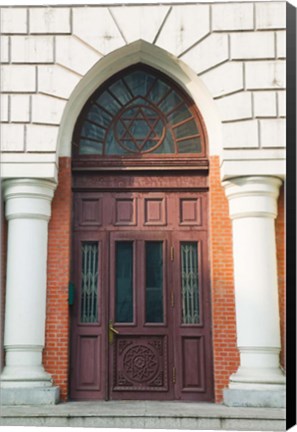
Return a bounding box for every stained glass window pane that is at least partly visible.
[145,242,164,323]
[177,137,201,153]
[96,91,121,115]
[86,104,111,128]
[124,71,155,97]
[116,242,133,323]
[181,242,200,324]
[175,119,199,139]
[80,242,99,323]
[76,67,204,156]
[81,121,106,141]
[159,91,182,114]
[110,80,133,105]
[79,139,103,155]
[168,104,192,124]
[148,79,170,104]
[105,131,125,155]
[153,130,175,153]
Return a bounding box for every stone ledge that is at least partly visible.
[0,386,60,405]
[223,389,286,408]
[0,401,286,430]
[0,416,286,430]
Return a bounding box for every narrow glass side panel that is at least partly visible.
[116,241,133,323]
[181,242,200,324]
[81,242,99,323]
[146,241,163,323]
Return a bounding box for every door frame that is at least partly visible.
[70,171,214,402]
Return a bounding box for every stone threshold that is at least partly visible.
[0,401,286,430]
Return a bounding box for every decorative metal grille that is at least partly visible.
[74,66,204,157]
[181,242,200,324]
[80,242,99,323]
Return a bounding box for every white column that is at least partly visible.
[223,176,285,408]
[1,179,59,405]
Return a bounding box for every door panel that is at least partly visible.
[76,334,101,391]
[109,232,174,400]
[112,336,169,392]
[181,336,205,391]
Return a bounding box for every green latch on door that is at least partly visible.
[68,282,74,306]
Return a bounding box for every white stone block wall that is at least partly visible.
[11,36,54,63]
[10,95,31,122]
[1,8,28,33]
[0,2,286,180]
[212,3,254,30]
[29,8,71,34]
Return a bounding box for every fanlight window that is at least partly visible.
[73,66,206,158]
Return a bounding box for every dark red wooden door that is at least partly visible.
[70,185,214,401]
[70,230,108,400]
[172,231,214,401]
[109,231,174,399]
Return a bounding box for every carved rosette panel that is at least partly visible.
[113,337,168,391]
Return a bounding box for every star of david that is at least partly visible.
[116,106,164,153]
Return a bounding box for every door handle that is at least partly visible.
[109,321,119,344]
[109,321,119,334]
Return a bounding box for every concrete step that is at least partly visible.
[0,401,286,430]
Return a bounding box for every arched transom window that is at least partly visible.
[73,65,207,161]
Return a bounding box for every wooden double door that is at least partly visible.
[70,187,214,401]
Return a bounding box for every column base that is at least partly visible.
[1,363,54,387]
[0,386,60,405]
[229,366,286,390]
[223,388,286,408]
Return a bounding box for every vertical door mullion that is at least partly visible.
[133,239,137,326]
[173,234,180,398]
[162,238,166,326]
[103,232,109,401]
[169,232,176,397]
[108,233,116,399]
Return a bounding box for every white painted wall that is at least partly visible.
[0,2,286,181]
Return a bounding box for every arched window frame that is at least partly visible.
[72,64,208,171]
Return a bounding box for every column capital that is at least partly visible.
[222,176,283,220]
[3,178,57,222]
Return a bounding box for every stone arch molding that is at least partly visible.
[57,40,222,159]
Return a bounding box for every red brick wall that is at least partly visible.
[43,157,72,401]
[44,155,286,402]
[209,156,239,402]
[276,184,285,369]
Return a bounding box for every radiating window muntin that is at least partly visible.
[80,242,99,323]
[181,242,200,325]
[74,66,205,157]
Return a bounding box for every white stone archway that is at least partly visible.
[57,40,223,160]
